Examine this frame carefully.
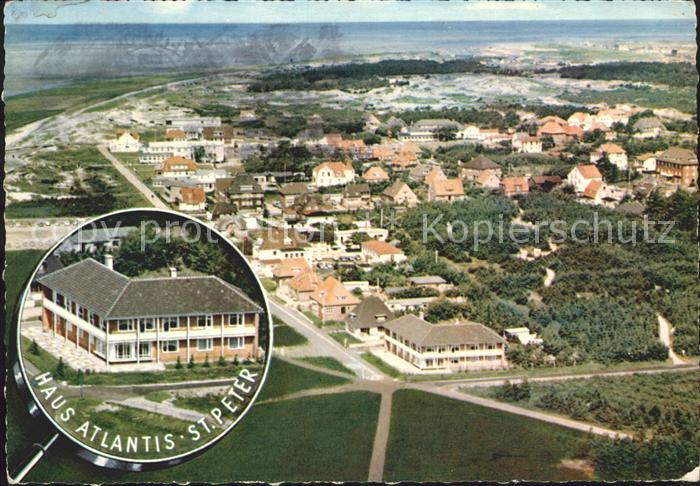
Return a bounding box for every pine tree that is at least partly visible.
[175,356,183,369]
[29,339,40,355]
[55,357,66,379]
[188,355,195,369]
[203,354,210,368]
[218,356,227,367]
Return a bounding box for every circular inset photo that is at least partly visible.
[15,209,272,467]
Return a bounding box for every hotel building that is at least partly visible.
[35,257,263,367]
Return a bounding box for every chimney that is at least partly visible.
[169,267,178,278]
[104,254,113,270]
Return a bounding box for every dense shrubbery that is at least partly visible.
[249,59,521,92]
[558,62,697,87]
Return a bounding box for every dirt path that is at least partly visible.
[367,390,394,482]
[657,314,685,365]
[97,145,168,209]
[409,383,631,440]
[544,268,556,287]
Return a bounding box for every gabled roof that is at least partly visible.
[383,181,414,199]
[539,115,568,126]
[310,277,361,307]
[583,180,604,199]
[633,117,665,130]
[599,143,626,154]
[272,258,311,279]
[383,315,505,346]
[224,174,264,196]
[574,164,603,179]
[425,166,447,186]
[462,155,500,171]
[538,121,566,135]
[430,178,464,197]
[313,161,353,176]
[116,130,140,140]
[362,166,390,182]
[500,176,529,193]
[259,228,309,251]
[165,129,186,140]
[180,187,206,204]
[657,147,698,166]
[288,269,321,293]
[279,182,315,196]
[362,239,403,255]
[344,183,371,198]
[36,258,262,318]
[345,296,395,330]
[161,156,198,172]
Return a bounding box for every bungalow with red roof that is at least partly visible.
[362,166,390,184]
[361,239,407,264]
[159,156,199,177]
[177,187,206,212]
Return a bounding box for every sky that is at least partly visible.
[5,0,697,24]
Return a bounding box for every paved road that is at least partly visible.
[270,301,384,380]
[409,383,631,440]
[97,145,168,209]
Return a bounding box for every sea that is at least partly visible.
[4,20,696,96]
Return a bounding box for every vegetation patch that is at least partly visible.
[299,357,356,375]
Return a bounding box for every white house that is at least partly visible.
[311,162,355,188]
[567,164,603,193]
[361,240,407,264]
[109,131,142,153]
[590,143,628,170]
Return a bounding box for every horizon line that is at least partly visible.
[6,18,695,26]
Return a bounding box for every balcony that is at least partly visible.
[43,298,106,341]
[107,325,257,343]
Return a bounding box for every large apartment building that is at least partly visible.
[382,315,506,372]
[35,257,263,367]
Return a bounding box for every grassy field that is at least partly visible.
[6,145,151,218]
[384,389,595,481]
[5,74,192,133]
[25,391,380,483]
[360,352,402,379]
[172,393,224,414]
[258,359,350,401]
[464,370,700,435]
[299,357,356,376]
[273,324,309,347]
[329,331,362,346]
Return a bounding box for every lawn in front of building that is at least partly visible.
[384,389,595,482]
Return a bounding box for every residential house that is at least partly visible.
[633,117,667,138]
[363,114,382,133]
[504,327,543,346]
[428,178,464,202]
[362,166,390,184]
[634,152,657,173]
[424,166,447,187]
[567,112,593,130]
[500,176,529,197]
[344,296,395,340]
[361,240,407,264]
[399,119,462,142]
[460,125,481,140]
[655,147,699,187]
[311,161,355,188]
[272,258,311,285]
[216,174,264,212]
[407,276,452,293]
[528,175,562,192]
[285,269,322,304]
[253,228,309,263]
[537,121,568,145]
[56,227,137,255]
[343,183,372,210]
[596,108,629,128]
[165,129,187,142]
[460,155,502,182]
[567,165,603,193]
[590,143,628,170]
[334,221,388,246]
[108,131,141,153]
[476,170,501,189]
[177,187,206,212]
[279,182,316,208]
[512,133,542,154]
[239,109,257,122]
[36,257,262,366]
[310,276,361,321]
[382,181,418,207]
[382,315,507,372]
[158,156,199,177]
